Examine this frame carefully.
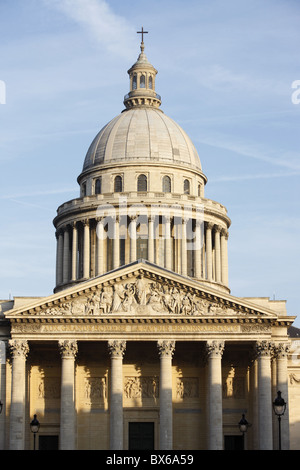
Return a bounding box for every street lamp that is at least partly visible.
[238,413,251,450]
[273,391,286,450]
[30,414,40,450]
[239,414,250,435]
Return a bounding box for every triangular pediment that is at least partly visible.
[5,261,287,324]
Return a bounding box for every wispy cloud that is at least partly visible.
[195,134,300,172]
[43,0,135,58]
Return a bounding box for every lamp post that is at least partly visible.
[30,414,40,450]
[273,391,286,450]
[238,414,250,450]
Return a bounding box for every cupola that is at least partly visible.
[124,29,161,109]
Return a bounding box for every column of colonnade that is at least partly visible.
[55,215,229,290]
[7,339,290,450]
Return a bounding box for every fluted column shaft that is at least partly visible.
[214,227,221,283]
[256,341,273,449]
[221,229,228,286]
[157,340,175,450]
[83,219,90,279]
[113,216,120,269]
[96,217,104,276]
[71,222,78,281]
[206,223,213,281]
[59,340,78,450]
[9,340,29,450]
[63,227,70,283]
[195,220,202,279]
[148,216,154,263]
[108,340,126,450]
[165,216,172,270]
[130,216,137,262]
[181,218,187,276]
[206,340,224,450]
[56,229,64,286]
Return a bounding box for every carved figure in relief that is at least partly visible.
[135,275,148,305]
[99,287,113,314]
[112,283,125,312]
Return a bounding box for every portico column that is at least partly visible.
[129,216,137,262]
[255,341,273,449]
[8,340,29,450]
[0,341,6,450]
[206,223,213,281]
[56,229,64,286]
[148,215,154,263]
[83,219,90,279]
[206,340,224,450]
[214,226,221,283]
[113,216,120,269]
[96,217,104,276]
[157,340,175,450]
[108,340,126,450]
[274,343,290,450]
[165,216,172,270]
[181,218,187,276]
[58,340,78,450]
[71,222,78,281]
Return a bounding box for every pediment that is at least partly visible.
[5,261,282,323]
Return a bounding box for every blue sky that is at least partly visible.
[0,0,299,325]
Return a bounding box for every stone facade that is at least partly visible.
[0,37,298,450]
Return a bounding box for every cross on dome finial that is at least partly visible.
[137,27,148,51]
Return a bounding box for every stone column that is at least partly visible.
[206,340,224,450]
[195,220,202,279]
[71,222,78,281]
[59,340,78,450]
[157,340,175,450]
[8,340,29,450]
[274,343,290,450]
[220,229,228,286]
[148,215,154,263]
[214,227,221,283]
[255,341,273,449]
[96,217,104,276]
[181,218,187,276]
[63,226,70,284]
[129,216,137,262]
[113,216,120,269]
[206,223,213,281]
[165,216,172,270]
[83,219,90,279]
[56,229,64,286]
[0,341,6,450]
[108,340,126,450]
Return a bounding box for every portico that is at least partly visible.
[4,263,292,450]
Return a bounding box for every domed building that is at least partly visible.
[1,36,299,451]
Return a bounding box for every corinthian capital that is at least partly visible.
[206,340,225,358]
[108,340,126,358]
[9,340,29,359]
[58,340,78,359]
[157,340,175,358]
[255,340,273,358]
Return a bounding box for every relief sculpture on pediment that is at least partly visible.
[36,275,243,318]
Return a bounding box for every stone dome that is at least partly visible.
[82,107,202,173]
